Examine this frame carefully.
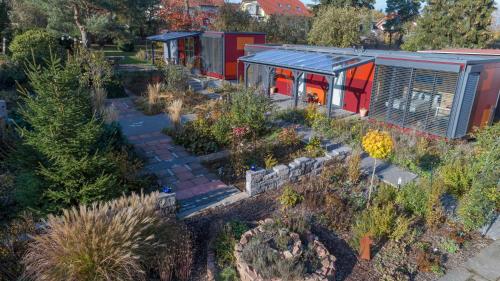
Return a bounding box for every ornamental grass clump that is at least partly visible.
[362,130,393,202]
[167,99,183,130]
[22,192,193,281]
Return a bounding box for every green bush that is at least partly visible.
[439,158,472,197]
[218,267,238,281]
[116,38,135,52]
[279,186,304,209]
[227,89,273,137]
[396,182,429,218]
[104,77,127,98]
[158,62,189,92]
[168,119,221,155]
[214,220,249,268]
[352,203,398,245]
[0,62,26,89]
[9,29,64,66]
[457,180,497,231]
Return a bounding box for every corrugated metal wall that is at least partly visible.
[369,64,460,137]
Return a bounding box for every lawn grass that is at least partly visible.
[92,45,152,65]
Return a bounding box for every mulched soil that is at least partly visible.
[184,187,492,281]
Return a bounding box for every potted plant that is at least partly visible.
[359,107,368,117]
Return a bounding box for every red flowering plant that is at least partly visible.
[159,0,216,30]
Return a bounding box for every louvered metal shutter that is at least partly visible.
[201,35,224,75]
[454,73,480,138]
[369,65,460,137]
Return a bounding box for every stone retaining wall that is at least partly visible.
[245,150,348,196]
[157,192,176,215]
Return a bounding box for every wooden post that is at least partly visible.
[244,63,250,88]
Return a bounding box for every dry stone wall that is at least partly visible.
[245,150,348,196]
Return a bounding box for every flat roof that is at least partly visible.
[147,31,202,42]
[244,44,500,65]
[419,48,500,56]
[239,48,375,76]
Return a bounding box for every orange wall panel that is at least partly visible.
[470,63,500,129]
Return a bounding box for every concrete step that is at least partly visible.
[177,187,247,219]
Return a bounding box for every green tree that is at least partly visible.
[384,0,421,46]
[308,6,364,47]
[0,0,10,37]
[17,57,122,212]
[317,0,375,9]
[262,15,311,44]
[9,29,65,66]
[9,0,49,32]
[213,3,254,32]
[402,0,495,50]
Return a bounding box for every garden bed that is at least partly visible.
[186,145,495,281]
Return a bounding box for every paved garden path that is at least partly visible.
[438,240,500,281]
[296,125,418,187]
[109,97,244,216]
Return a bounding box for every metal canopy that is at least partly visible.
[239,49,375,76]
[147,31,202,42]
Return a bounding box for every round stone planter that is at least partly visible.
[234,219,336,281]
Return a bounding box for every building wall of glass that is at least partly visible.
[369,64,460,137]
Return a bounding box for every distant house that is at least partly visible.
[241,0,312,20]
[188,0,225,14]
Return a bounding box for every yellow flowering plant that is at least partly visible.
[362,130,394,202]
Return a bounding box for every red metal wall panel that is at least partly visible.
[223,33,265,81]
[343,62,375,113]
[469,62,500,129]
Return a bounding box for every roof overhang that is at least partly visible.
[239,49,375,77]
[147,31,202,43]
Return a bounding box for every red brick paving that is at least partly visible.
[111,98,233,202]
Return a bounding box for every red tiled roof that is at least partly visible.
[189,0,225,7]
[256,0,312,17]
[419,49,500,56]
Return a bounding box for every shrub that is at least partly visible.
[214,221,249,268]
[353,203,397,244]
[158,63,189,92]
[9,29,64,66]
[439,158,472,197]
[305,136,323,157]
[264,154,278,169]
[116,37,135,52]
[439,238,459,254]
[273,108,307,124]
[457,180,497,231]
[279,186,304,209]
[227,89,273,137]
[396,181,429,218]
[0,212,36,281]
[0,62,26,89]
[241,236,305,280]
[168,119,220,155]
[347,149,362,183]
[278,126,300,147]
[218,267,238,281]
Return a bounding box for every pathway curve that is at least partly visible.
[109,97,243,216]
